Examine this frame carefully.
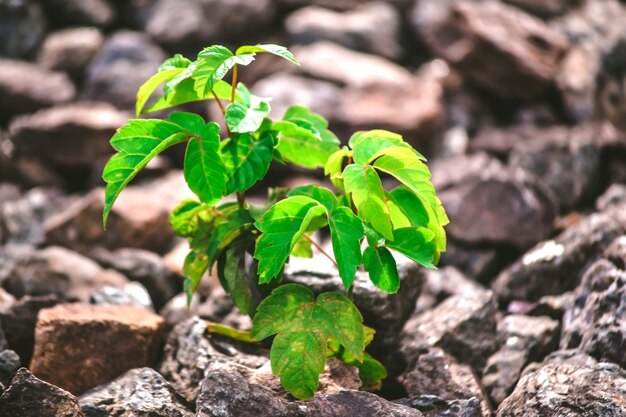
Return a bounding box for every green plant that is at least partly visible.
[102,43,448,400]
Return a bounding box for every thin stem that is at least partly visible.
[236,191,246,208]
[211,90,227,115]
[231,64,238,103]
[304,234,337,268]
[205,321,257,344]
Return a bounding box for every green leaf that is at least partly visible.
[324,147,351,190]
[102,119,188,226]
[387,227,437,269]
[386,193,412,229]
[183,122,227,204]
[252,284,315,340]
[236,44,299,65]
[291,234,313,258]
[221,132,275,194]
[355,353,388,391]
[145,79,233,114]
[204,208,254,267]
[287,185,338,212]
[315,292,365,359]
[342,164,393,240]
[193,45,255,97]
[328,207,364,289]
[217,241,256,316]
[136,68,184,116]
[225,95,271,133]
[182,251,209,305]
[254,196,326,283]
[159,54,192,71]
[169,199,206,237]
[273,120,339,169]
[350,130,422,166]
[363,245,400,293]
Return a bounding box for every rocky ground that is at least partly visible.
[1,0,626,416]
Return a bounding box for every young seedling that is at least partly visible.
[102,43,448,400]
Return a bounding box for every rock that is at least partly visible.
[396,396,483,417]
[286,3,402,60]
[429,152,505,192]
[482,315,560,406]
[492,204,626,302]
[159,317,268,403]
[9,102,128,169]
[83,31,166,109]
[0,245,128,302]
[416,267,486,313]
[37,28,105,81]
[496,352,626,416]
[401,289,498,371]
[502,0,579,18]
[0,295,60,365]
[90,282,154,311]
[523,292,574,320]
[45,172,193,255]
[596,183,626,211]
[79,367,193,417]
[399,348,490,416]
[438,240,503,284]
[159,292,201,327]
[0,59,75,117]
[561,257,626,368]
[30,303,165,395]
[605,235,626,269]
[39,0,115,27]
[0,0,46,59]
[439,168,557,250]
[0,348,20,384]
[278,0,407,11]
[411,0,567,100]
[144,0,276,53]
[0,368,84,417]
[90,248,183,310]
[508,125,601,211]
[308,390,424,417]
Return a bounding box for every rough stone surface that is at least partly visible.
[396,396,483,417]
[416,266,485,313]
[399,348,490,416]
[37,28,105,80]
[90,282,154,311]
[79,367,193,417]
[502,0,579,18]
[9,102,128,168]
[0,349,20,388]
[30,303,165,395]
[308,390,424,417]
[496,351,626,416]
[411,0,568,100]
[429,152,505,192]
[0,58,75,117]
[82,31,165,109]
[401,289,498,371]
[0,368,84,417]
[0,0,46,59]
[39,0,116,28]
[438,240,503,284]
[492,204,626,302]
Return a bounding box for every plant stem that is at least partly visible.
[304,234,337,268]
[211,90,227,115]
[236,191,246,208]
[231,64,238,103]
[205,321,257,344]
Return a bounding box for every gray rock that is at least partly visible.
[411,0,567,100]
[492,204,626,302]
[308,390,424,417]
[438,240,503,284]
[596,183,626,212]
[0,349,20,388]
[286,2,402,60]
[605,235,626,269]
[0,368,84,417]
[401,289,498,371]
[429,152,505,192]
[79,367,193,417]
[0,0,46,59]
[416,267,486,313]
[0,59,75,116]
[37,28,105,81]
[496,352,626,416]
[90,282,154,311]
[83,31,166,109]
[39,0,115,27]
[396,396,483,417]
[502,0,580,18]
[399,348,490,416]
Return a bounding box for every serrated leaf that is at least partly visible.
[363,245,400,293]
[169,199,203,237]
[102,119,188,226]
[236,44,299,65]
[273,120,339,169]
[387,227,437,269]
[136,68,184,116]
[350,130,422,166]
[159,54,192,72]
[315,292,365,359]
[183,122,227,204]
[204,208,254,267]
[291,234,313,258]
[343,164,393,240]
[328,207,364,289]
[182,251,208,305]
[252,284,315,340]
[225,96,271,133]
[287,185,338,212]
[254,196,326,283]
[221,132,275,194]
[193,45,255,97]
[217,241,256,315]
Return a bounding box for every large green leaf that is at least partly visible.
[273,120,339,169]
[169,199,216,237]
[217,241,256,316]
[252,284,366,400]
[221,132,275,194]
[145,79,233,114]
[342,164,393,240]
[225,96,271,133]
[204,208,254,266]
[287,185,338,212]
[387,227,437,269]
[136,68,184,116]
[363,245,399,293]
[102,119,188,226]
[254,196,326,283]
[328,207,364,289]
[183,122,227,204]
[192,45,255,97]
[235,44,299,65]
[350,130,422,166]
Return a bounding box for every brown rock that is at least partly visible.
[503,0,580,18]
[37,28,105,80]
[416,266,486,313]
[429,152,504,192]
[308,390,424,417]
[30,303,165,395]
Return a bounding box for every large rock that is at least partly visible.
[399,348,490,416]
[83,31,166,109]
[496,351,626,416]
[0,368,84,417]
[30,303,165,395]
[411,0,567,100]
[438,240,502,284]
[416,266,485,313]
[0,0,46,59]
[39,0,116,27]
[0,59,75,117]
[144,0,276,52]
[79,367,193,417]
[9,102,128,169]
[0,245,128,302]
[502,0,579,18]
[401,289,498,371]
[395,396,483,417]
[492,204,626,302]
[37,28,105,81]
[308,390,424,417]
[286,3,402,60]
[429,152,505,192]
